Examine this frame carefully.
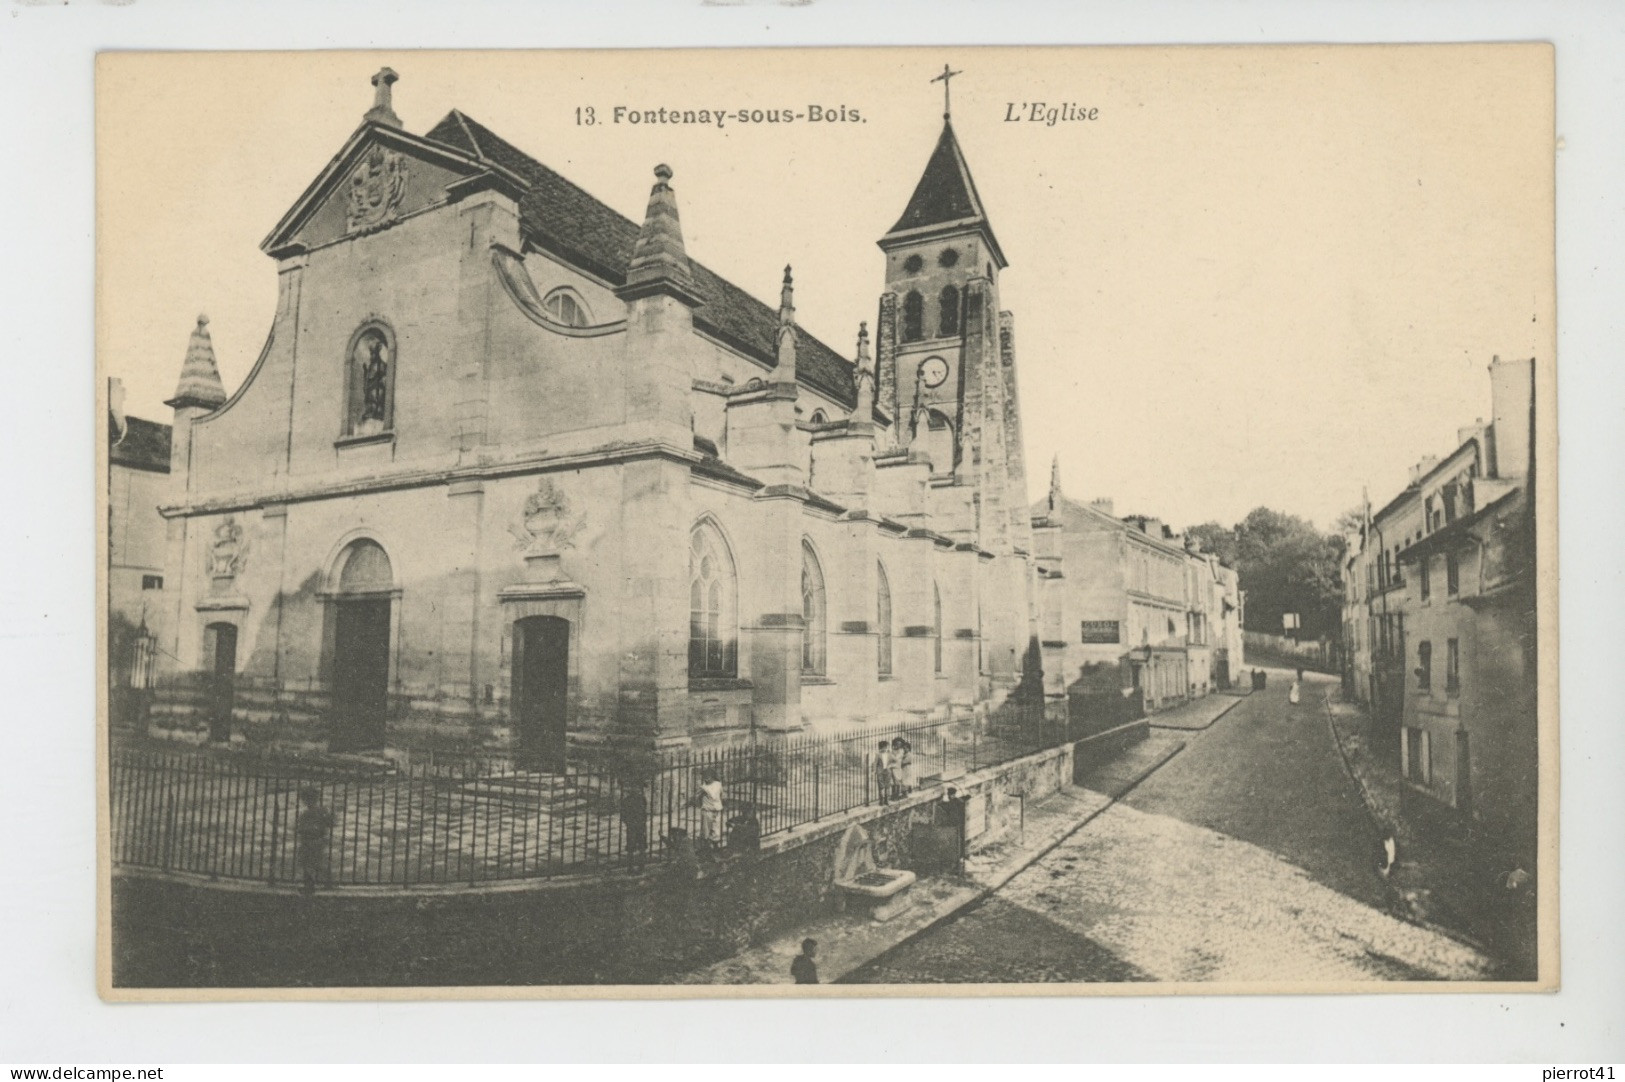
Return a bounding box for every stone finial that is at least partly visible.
[779,265,795,326]
[774,264,798,383]
[365,67,402,128]
[618,163,701,305]
[854,322,876,422]
[166,314,228,412]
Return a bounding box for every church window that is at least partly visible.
[809,409,827,425]
[903,254,924,274]
[938,248,959,268]
[801,541,827,676]
[876,561,893,677]
[938,285,961,337]
[541,287,591,327]
[901,290,924,342]
[933,583,944,674]
[689,521,738,678]
[344,323,396,437]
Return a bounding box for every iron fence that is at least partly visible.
[110,698,1064,888]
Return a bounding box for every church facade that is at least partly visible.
[149,71,1043,760]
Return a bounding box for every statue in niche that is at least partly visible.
[347,330,391,432]
[359,333,390,424]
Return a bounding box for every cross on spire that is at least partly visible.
[931,63,962,119]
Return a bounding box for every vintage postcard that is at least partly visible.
[97,45,1557,999]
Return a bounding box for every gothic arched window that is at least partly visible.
[939,285,961,337]
[344,323,396,437]
[933,582,944,674]
[542,287,591,327]
[876,561,893,677]
[689,521,738,678]
[901,290,924,342]
[801,541,827,676]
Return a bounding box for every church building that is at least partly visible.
[149,70,1043,761]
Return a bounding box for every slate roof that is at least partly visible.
[111,415,172,473]
[424,111,859,407]
[885,120,998,245]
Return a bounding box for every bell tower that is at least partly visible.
[874,89,1011,525]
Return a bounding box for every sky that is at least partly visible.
[97,46,1553,533]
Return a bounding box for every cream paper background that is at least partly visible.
[2,0,1616,1063]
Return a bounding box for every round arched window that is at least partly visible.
[542,288,590,327]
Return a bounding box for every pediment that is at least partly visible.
[261,122,523,258]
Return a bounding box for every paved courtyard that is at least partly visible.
[847,673,1495,983]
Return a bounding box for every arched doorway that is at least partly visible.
[512,615,570,771]
[329,539,394,753]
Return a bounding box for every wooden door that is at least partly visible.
[513,616,569,771]
[332,598,391,752]
[205,622,237,744]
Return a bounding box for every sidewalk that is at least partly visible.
[1322,692,1538,980]
[669,732,1185,985]
[1148,691,1245,731]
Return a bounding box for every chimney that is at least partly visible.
[1408,454,1440,485]
[1488,355,1535,480]
[364,67,402,129]
[1090,497,1114,516]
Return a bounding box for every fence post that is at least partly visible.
[161,776,176,873]
[267,793,280,886]
[813,757,821,822]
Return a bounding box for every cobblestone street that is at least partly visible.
[847,671,1495,984]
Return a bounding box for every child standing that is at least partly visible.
[295,785,334,895]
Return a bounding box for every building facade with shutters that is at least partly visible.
[146,72,1044,761]
[1342,356,1538,867]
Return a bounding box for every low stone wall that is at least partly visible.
[111,740,1082,988]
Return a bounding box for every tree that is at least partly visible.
[1189,507,1344,639]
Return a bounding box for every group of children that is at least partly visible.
[873,737,917,804]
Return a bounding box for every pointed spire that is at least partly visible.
[1048,454,1063,512]
[778,265,795,326]
[618,164,702,306]
[881,119,1007,270]
[853,321,875,422]
[365,67,402,128]
[166,315,228,412]
[775,265,798,382]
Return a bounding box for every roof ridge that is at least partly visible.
[451,109,487,161]
[423,110,857,403]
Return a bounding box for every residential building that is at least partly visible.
[1032,462,1238,715]
[1343,357,1538,868]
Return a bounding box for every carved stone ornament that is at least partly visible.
[508,478,586,556]
[346,145,409,234]
[208,516,249,580]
